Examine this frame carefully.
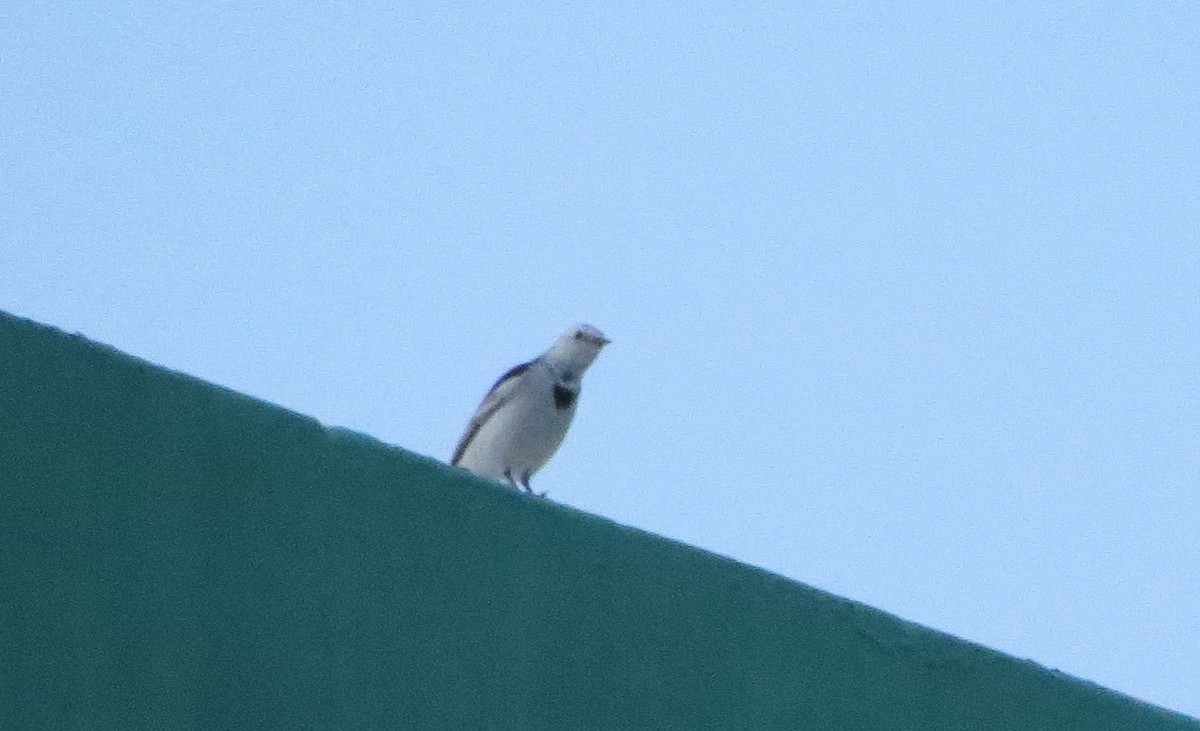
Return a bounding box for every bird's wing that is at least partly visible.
[451,360,533,465]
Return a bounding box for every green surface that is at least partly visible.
[1,310,1196,730]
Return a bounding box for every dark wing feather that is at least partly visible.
[484,361,533,397]
[451,361,532,465]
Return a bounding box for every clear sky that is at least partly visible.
[4,2,1198,718]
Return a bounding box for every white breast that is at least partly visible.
[455,364,577,483]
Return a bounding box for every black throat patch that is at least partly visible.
[553,384,578,411]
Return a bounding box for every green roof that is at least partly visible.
[2,310,1195,729]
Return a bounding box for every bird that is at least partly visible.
[451,324,610,494]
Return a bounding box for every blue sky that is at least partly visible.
[4,1,1198,717]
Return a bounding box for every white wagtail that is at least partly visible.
[451,324,610,494]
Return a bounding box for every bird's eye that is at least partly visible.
[573,331,583,339]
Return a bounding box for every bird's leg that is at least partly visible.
[519,470,544,498]
[504,468,519,490]
[520,471,549,499]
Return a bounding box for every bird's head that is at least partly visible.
[546,324,610,371]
